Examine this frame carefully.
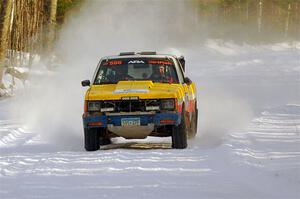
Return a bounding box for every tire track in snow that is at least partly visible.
[228,105,300,184]
[0,121,38,148]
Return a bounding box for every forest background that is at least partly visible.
[0,0,299,95]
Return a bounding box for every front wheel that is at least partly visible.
[84,128,100,151]
[172,108,188,149]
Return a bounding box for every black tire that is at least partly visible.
[195,108,198,131]
[84,128,100,151]
[172,108,188,149]
[189,107,198,138]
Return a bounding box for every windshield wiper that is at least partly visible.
[99,82,117,85]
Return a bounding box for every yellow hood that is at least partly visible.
[86,81,184,100]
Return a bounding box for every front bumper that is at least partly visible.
[82,112,181,129]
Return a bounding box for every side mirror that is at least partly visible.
[81,80,90,87]
[184,77,192,85]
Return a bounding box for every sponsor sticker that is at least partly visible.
[103,60,123,66]
[148,60,173,65]
[128,60,145,64]
[113,89,149,94]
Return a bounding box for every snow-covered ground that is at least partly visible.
[0,102,299,199]
[0,41,299,198]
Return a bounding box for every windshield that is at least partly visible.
[94,58,179,84]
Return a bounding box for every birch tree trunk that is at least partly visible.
[45,0,57,62]
[257,0,263,33]
[284,3,291,38]
[0,0,13,88]
[246,0,249,21]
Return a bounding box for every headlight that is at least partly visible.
[88,101,101,111]
[146,106,160,111]
[100,107,114,112]
[161,99,175,110]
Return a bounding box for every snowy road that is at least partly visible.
[0,102,299,198]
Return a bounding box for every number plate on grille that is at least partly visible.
[121,118,140,126]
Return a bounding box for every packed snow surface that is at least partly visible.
[0,41,299,199]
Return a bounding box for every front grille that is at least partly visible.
[101,99,160,112]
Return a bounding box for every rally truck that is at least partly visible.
[81,52,198,151]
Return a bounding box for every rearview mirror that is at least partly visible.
[81,80,90,87]
[184,77,192,85]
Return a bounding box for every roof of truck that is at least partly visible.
[101,52,181,60]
